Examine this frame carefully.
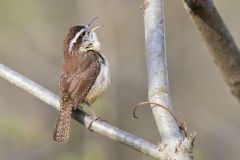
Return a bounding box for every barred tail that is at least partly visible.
[53,103,73,143]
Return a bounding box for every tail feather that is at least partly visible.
[53,103,73,143]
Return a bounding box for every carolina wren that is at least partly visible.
[53,17,110,143]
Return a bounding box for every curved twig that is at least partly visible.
[133,101,188,137]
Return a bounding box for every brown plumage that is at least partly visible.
[53,19,110,143]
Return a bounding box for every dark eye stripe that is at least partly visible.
[69,29,85,52]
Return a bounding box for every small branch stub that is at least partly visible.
[140,0,149,15]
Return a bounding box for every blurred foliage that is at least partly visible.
[0,117,44,146]
[0,118,23,141]
[58,142,105,160]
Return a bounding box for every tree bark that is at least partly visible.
[183,0,240,102]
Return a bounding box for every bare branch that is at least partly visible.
[143,0,181,140]
[0,63,172,159]
[142,0,195,159]
[183,0,240,102]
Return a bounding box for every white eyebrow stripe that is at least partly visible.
[69,29,84,52]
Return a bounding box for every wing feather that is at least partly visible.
[59,51,100,107]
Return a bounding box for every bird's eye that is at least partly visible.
[82,31,87,36]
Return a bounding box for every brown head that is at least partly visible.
[63,17,101,54]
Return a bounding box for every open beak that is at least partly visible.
[86,17,98,27]
[91,25,102,32]
[85,17,102,33]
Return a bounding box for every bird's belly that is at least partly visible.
[84,61,110,104]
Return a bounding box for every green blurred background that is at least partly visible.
[0,0,240,159]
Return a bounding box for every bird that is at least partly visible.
[53,17,110,143]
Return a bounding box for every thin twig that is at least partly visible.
[133,101,188,137]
